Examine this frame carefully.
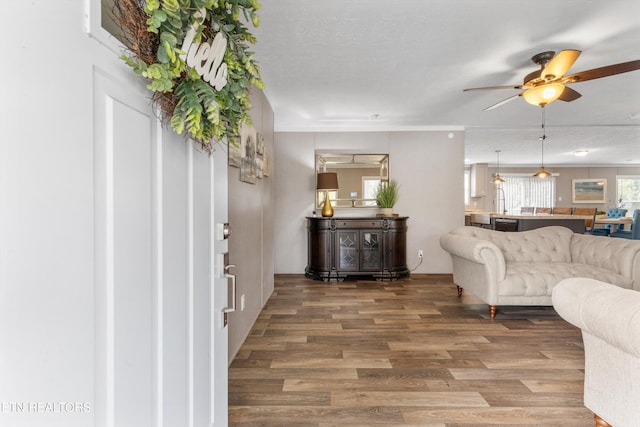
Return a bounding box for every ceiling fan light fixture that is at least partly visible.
[522,83,565,107]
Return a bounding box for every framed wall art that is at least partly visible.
[228,134,242,168]
[572,178,607,203]
[240,124,257,184]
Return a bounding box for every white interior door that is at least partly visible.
[191,139,230,427]
[93,72,229,427]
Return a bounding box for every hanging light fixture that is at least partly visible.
[533,108,551,178]
[492,150,505,184]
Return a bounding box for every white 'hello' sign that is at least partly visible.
[180,8,228,91]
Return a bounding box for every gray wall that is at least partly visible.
[273,130,465,276]
[480,166,640,212]
[228,88,275,360]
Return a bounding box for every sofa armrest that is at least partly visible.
[439,234,506,282]
[552,278,640,358]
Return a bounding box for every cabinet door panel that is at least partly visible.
[337,231,358,271]
[361,231,382,271]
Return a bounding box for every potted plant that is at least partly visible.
[375,179,399,216]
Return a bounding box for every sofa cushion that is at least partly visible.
[571,233,640,279]
[500,262,634,297]
[452,226,573,263]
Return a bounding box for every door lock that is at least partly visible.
[216,223,232,240]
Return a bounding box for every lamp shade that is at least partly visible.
[316,172,339,190]
[522,83,565,107]
[533,167,551,178]
[492,174,505,184]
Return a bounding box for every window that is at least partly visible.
[362,177,381,207]
[500,174,556,213]
[617,175,640,215]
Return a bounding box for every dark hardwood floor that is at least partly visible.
[229,274,593,426]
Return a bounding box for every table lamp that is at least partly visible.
[316,172,339,217]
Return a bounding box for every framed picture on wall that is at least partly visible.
[228,135,242,168]
[240,124,257,184]
[572,178,607,203]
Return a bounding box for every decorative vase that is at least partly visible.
[321,191,334,217]
[381,207,394,217]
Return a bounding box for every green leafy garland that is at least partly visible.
[116,0,263,151]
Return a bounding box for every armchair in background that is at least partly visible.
[610,209,640,240]
[592,208,628,236]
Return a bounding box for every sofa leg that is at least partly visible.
[489,305,496,319]
[594,414,612,427]
[457,286,463,297]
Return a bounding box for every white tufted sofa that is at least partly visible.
[553,278,640,427]
[439,226,640,318]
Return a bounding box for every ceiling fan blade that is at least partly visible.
[484,93,522,111]
[562,59,640,83]
[541,49,581,81]
[463,85,522,92]
[558,86,581,102]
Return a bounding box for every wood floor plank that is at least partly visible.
[480,391,585,407]
[229,405,406,425]
[448,368,585,381]
[400,407,593,425]
[331,391,489,407]
[228,274,593,426]
[270,358,392,369]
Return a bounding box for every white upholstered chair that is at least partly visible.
[553,278,640,427]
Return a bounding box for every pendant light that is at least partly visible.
[533,108,551,178]
[492,150,505,184]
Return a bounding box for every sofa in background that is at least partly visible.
[439,225,640,318]
[553,277,640,427]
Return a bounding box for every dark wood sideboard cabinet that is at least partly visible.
[305,216,409,281]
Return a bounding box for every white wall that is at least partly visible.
[228,88,275,360]
[0,3,96,426]
[274,130,465,275]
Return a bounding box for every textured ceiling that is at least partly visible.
[251,0,640,166]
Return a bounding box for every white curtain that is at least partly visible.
[500,174,556,213]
